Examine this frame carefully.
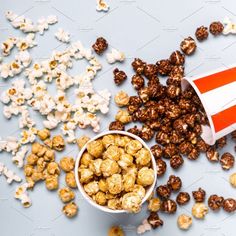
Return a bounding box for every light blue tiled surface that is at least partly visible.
[0,0,236,236]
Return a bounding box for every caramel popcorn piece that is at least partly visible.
[58,187,75,203]
[77,135,90,150]
[59,157,75,172]
[107,174,123,195]
[52,135,65,151]
[137,167,154,187]
[37,128,50,141]
[108,226,124,236]
[62,202,78,218]
[45,175,59,190]
[122,192,142,213]
[47,162,60,175]
[65,171,77,188]
[87,139,104,158]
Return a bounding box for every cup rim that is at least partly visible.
[74,130,157,214]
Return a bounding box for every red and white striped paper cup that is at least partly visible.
[182,65,236,145]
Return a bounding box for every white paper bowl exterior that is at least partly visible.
[75,130,157,214]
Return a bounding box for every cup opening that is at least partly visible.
[181,78,216,145]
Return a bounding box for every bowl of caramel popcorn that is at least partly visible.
[75,131,157,213]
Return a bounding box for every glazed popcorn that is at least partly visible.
[115,110,132,124]
[12,146,28,168]
[92,37,108,55]
[58,187,75,203]
[45,175,59,190]
[96,0,109,12]
[5,10,57,34]
[23,142,59,191]
[122,192,142,213]
[55,28,70,43]
[15,183,32,208]
[108,226,124,236]
[148,198,161,212]
[0,162,22,184]
[223,17,236,35]
[59,157,75,172]
[65,172,77,188]
[114,91,130,107]
[78,134,154,212]
[37,129,50,141]
[52,135,65,151]
[62,202,78,218]
[77,135,90,150]
[106,48,125,64]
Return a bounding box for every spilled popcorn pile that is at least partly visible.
[0,9,124,219]
[1,5,236,236]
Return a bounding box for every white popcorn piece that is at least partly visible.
[16,33,37,51]
[55,28,70,43]
[55,71,74,90]
[61,124,77,143]
[19,193,32,208]
[106,48,125,64]
[37,17,49,35]
[19,109,35,129]
[47,15,58,25]
[15,50,32,67]
[5,10,17,21]
[137,219,152,235]
[1,37,17,56]
[20,128,37,144]
[0,136,20,154]
[2,165,22,184]
[15,183,32,208]
[0,63,12,78]
[43,113,60,129]
[10,60,23,75]
[12,146,28,168]
[96,0,109,12]
[223,17,236,35]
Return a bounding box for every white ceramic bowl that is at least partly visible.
[75,130,157,213]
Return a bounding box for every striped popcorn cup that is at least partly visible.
[182,66,236,145]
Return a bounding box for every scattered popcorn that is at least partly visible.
[223,17,236,35]
[96,0,109,12]
[0,162,22,184]
[15,183,32,208]
[137,219,152,234]
[55,28,70,43]
[12,146,28,168]
[5,10,57,34]
[106,48,125,64]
